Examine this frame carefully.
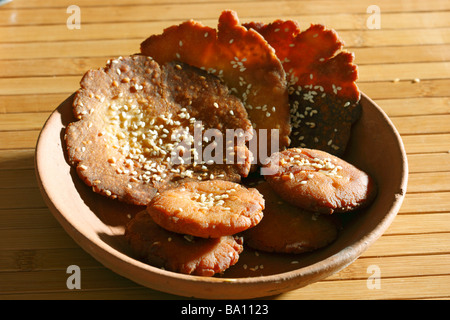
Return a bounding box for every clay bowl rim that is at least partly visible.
[34,92,408,299]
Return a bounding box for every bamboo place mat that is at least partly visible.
[0,0,449,300]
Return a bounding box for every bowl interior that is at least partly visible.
[35,93,407,299]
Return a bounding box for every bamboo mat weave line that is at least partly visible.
[0,0,449,300]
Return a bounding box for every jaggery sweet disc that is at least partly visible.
[65,55,253,206]
[243,181,339,254]
[125,211,244,276]
[245,20,361,156]
[141,10,291,160]
[263,148,377,214]
[147,179,265,238]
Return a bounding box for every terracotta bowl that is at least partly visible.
[35,93,408,299]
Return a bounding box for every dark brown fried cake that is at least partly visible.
[243,181,338,254]
[245,20,361,156]
[125,211,244,276]
[65,55,253,206]
[263,148,377,214]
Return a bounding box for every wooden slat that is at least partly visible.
[0,287,179,300]
[407,172,450,193]
[1,275,447,300]
[386,213,450,235]
[390,114,450,135]
[0,149,35,169]
[0,39,140,60]
[0,93,70,114]
[362,233,450,257]
[0,227,78,250]
[330,254,450,280]
[0,57,108,78]
[1,28,450,61]
[2,0,449,27]
[0,76,81,95]
[375,97,450,117]
[0,131,39,149]
[0,247,101,272]
[6,0,246,8]
[0,112,50,131]
[400,192,450,214]
[359,79,450,99]
[358,62,450,82]
[277,275,450,300]
[0,268,138,293]
[0,188,47,209]
[408,153,450,173]
[0,168,37,189]
[7,0,448,11]
[0,208,59,229]
[354,44,450,65]
[402,134,450,154]
[2,11,450,44]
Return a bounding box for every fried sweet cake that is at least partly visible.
[263,148,377,214]
[65,55,253,206]
[147,180,264,238]
[125,211,244,276]
[243,181,338,254]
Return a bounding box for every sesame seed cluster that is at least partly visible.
[104,97,207,185]
[279,152,344,179]
[189,188,236,211]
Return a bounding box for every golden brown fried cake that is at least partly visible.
[141,10,291,160]
[245,20,361,156]
[125,211,244,276]
[243,181,338,254]
[147,180,264,238]
[65,55,253,205]
[263,148,377,214]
